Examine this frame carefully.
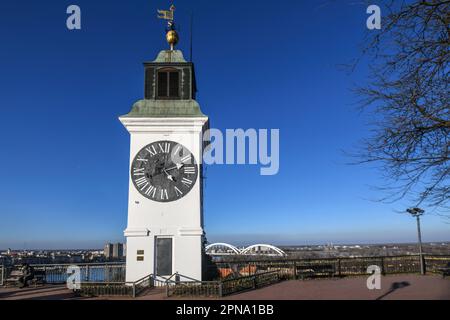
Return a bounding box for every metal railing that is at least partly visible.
[2,254,449,298]
[212,254,450,279]
[166,279,222,297]
[131,274,155,298]
[220,270,280,296]
[78,281,133,297]
[164,270,281,298]
[57,255,450,298]
[424,255,450,274]
[78,272,219,298]
[0,265,4,286]
[165,272,222,297]
[1,262,126,287]
[32,262,126,284]
[77,273,160,298]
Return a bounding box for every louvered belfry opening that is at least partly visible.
[143,51,197,101]
[157,68,180,99]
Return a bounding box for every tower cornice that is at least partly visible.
[119,116,208,134]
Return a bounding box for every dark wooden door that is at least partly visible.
[156,238,173,276]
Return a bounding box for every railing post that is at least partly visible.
[105,264,108,282]
[219,282,223,298]
[421,254,427,275]
[166,283,169,298]
[380,257,385,275]
[132,283,136,298]
[423,255,429,274]
[337,259,341,277]
[1,265,4,286]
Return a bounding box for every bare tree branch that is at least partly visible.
[352,0,449,214]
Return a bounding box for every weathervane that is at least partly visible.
[157,4,178,50]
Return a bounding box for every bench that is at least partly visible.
[437,262,450,278]
[4,268,46,287]
[34,270,47,285]
[4,270,23,286]
[296,264,335,279]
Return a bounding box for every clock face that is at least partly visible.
[131,140,198,202]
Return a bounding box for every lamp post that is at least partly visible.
[406,207,425,275]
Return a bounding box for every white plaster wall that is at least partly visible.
[125,236,154,282]
[127,131,203,229]
[120,117,208,282]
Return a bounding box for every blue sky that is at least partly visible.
[0,0,448,249]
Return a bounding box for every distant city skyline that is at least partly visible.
[0,1,448,249]
[2,238,450,251]
[2,240,450,252]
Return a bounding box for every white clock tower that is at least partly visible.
[119,8,208,282]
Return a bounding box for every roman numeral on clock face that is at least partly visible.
[173,145,181,155]
[181,155,191,164]
[158,142,171,154]
[174,186,183,197]
[181,178,193,187]
[133,168,145,176]
[145,145,157,157]
[160,189,169,200]
[144,185,156,198]
[184,166,195,175]
[135,177,148,188]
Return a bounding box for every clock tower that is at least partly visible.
[119,6,208,282]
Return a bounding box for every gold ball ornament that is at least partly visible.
[166,30,179,47]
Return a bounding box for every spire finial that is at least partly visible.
[157,4,178,51]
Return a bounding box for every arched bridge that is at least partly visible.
[205,243,241,255]
[205,243,286,257]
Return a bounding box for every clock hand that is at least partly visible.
[163,168,176,182]
[165,163,184,172]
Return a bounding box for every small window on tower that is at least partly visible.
[157,72,168,97]
[169,72,179,97]
[157,69,180,99]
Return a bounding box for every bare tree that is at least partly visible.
[354,0,449,213]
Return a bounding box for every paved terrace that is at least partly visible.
[0,275,448,300]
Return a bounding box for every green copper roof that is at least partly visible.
[121,99,207,118]
[153,50,187,63]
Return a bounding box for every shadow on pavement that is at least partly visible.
[376,281,410,300]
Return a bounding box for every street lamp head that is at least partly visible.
[407,207,425,216]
